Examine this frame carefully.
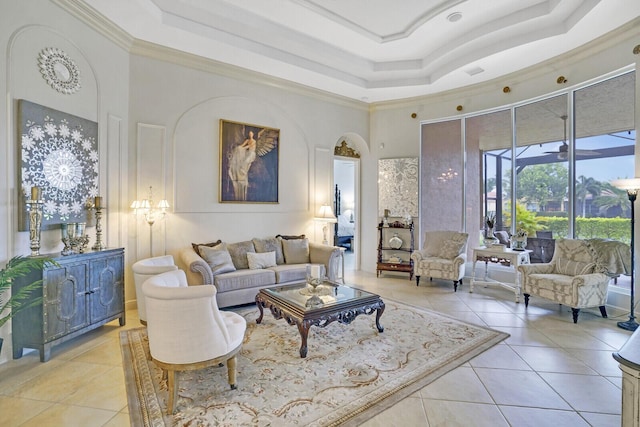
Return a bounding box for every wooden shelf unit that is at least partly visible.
[376,221,414,279]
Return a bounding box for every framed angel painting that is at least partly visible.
[219,119,279,203]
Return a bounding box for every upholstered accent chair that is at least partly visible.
[142,269,246,414]
[132,255,178,324]
[411,231,469,291]
[518,238,610,323]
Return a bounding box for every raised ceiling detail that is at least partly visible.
[78,0,639,102]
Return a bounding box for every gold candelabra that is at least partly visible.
[26,186,43,256]
[92,196,106,250]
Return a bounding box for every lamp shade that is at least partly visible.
[315,204,337,222]
[157,199,170,210]
[612,178,640,191]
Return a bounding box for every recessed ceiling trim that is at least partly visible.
[293,0,467,43]
[151,0,597,90]
[71,0,640,102]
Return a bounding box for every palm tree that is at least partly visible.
[575,176,601,217]
[595,183,630,217]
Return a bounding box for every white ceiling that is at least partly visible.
[81,0,640,103]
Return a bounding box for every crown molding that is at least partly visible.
[54,0,367,110]
[53,0,135,51]
[129,38,368,111]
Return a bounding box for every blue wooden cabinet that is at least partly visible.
[12,248,125,362]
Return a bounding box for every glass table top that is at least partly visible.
[262,281,376,311]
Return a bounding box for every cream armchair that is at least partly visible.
[132,255,178,324]
[142,269,246,414]
[411,231,469,291]
[518,238,611,323]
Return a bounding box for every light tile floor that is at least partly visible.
[0,267,632,426]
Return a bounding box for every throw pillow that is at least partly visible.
[199,245,236,276]
[252,237,285,265]
[439,239,465,260]
[276,234,306,240]
[424,236,444,257]
[227,240,256,270]
[281,238,310,264]
[247,251,277,269]
[555,258,596,276]
[192,239,222,257]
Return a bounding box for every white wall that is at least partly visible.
[127,52,370,298]
[0,0,130,363]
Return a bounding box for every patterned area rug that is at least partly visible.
[120,300,508,426]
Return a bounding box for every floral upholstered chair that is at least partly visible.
[518,238,610,323]
[411,231,469,291]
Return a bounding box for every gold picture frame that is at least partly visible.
[219,119,279,203]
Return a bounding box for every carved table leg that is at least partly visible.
[255,295,265,324]
[296,321,311,358]
[375,302,385,333]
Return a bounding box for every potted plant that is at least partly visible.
[0,256,56,355]
[511,228,528,251]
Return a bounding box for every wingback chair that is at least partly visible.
[411,231,469,291]
[518,238,610,323]
[142,269,247,414]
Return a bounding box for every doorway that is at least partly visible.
[333,158,358,272]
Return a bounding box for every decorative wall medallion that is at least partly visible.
[18,100,98,231]
[38,47,81,94]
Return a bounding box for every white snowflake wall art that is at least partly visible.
[18,100,98,231]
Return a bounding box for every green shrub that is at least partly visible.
[532,216,630,243]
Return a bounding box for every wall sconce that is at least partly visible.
[315,204,337,245]
[343,209,355,222]
[131,186,170,254]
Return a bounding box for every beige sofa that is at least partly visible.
[181,236,341,308]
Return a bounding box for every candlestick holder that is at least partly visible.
[92,205,106,251]
[26,198,44,256]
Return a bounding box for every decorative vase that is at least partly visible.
[511,237,527,251]
[484,227,499,246]
[389,233,403,249]
[304,264,325,307]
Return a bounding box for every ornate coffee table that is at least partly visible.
[255,282,385,358]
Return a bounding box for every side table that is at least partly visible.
[470,247,531,302]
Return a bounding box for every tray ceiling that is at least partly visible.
[81,0,639,102]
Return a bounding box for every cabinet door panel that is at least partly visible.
[44,263,89,341]
[89,254,124,322]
